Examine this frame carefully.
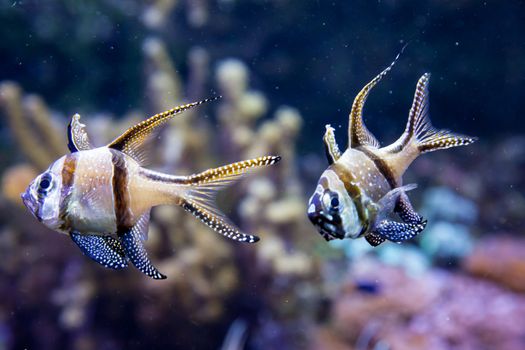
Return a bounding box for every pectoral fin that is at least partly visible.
[119,218,166,280]
[70,232,128,269]
[107,97,220,164]
[67,114,93,152]
[373,184,417,222]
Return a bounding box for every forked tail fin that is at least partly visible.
[403,73,477,153]
[180,156,281,243]
[382,73,477,180]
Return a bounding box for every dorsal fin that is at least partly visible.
[323,124,342,164]
[67,114,93,152]
[107,96,220,164]
[348,46,406,149]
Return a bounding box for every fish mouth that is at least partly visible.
[308,209,345,241]
[21,191,37,218]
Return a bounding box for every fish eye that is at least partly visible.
[322,192,340,213]
[37,173,53,195]
[40,179,51,190]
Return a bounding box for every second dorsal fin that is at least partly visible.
[348,46,406,149]
[107,97,220,164]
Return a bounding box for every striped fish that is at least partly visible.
[307,53,477,247]
[21,98,280,279]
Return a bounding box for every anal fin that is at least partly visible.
[70,232,128,269]
[119,219,166,280]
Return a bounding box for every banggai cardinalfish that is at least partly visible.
[22,98,280,279]
[307,52,476,247]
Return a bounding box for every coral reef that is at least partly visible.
[463,237,525,293]
[313,260,525,350]
[0,82,66,170]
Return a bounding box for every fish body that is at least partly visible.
[36,148,174,235]
[308,54,476,246]
[22,99,281,279]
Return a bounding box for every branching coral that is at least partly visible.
[0,82,66,170]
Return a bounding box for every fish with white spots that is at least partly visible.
[307,52,477,246]
[21,97,281,279]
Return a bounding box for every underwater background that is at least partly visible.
[1,1,524,349]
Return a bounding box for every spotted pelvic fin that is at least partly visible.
[372,219,427,243]
[323,124,342,164]
[365,232,386,247]
[395,193,424,225]
[119,215,166,280]
[181,156,281,243]
[365,191,426,247]
[107,97,220,165]
[70,232,128,269]
[67,114,93,152]
[348,45,406,149]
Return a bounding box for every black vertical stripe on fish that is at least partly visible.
[110,149,133,232]
[354,147,398,189]
[58,154,77,230]
[329,164,368,236]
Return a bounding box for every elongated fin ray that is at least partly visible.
[349,45,407,149]
[323,124,342,164]
[120,225,166,280]
[186,156,281,187]
[107,96,220,164]
[182,199,259,243]
[70,232,128,269]
[67,114,93,152]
